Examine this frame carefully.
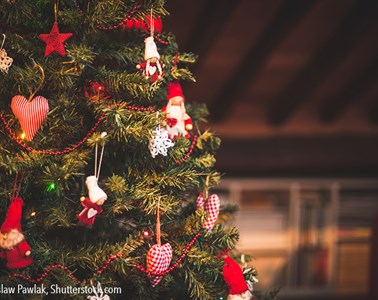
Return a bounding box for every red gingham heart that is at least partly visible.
[11,95,49,141]
[146,243,172,287]
[196,194,220,230]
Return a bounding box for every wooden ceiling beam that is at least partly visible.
[209,0,316,122]
[183,0,240,74]
[318,56,378,123]
[268,0,378,126]
[216,135,378,177]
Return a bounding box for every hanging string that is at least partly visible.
[96,132,107,179]
[54,2,58,23]
[204,175,209,200]
[1,34,6,50]
[11,170,26,199]
[150,8,154,37]
[156,196,161,245]
[94,142,98,177]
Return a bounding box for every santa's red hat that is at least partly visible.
[167,81,184,101]
[1,197,24,233]
[223,256,249,295]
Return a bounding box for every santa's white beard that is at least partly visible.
[167,105,186,136]
[0,229,25,250]
[167,105,184,121]
[227,290,253,300]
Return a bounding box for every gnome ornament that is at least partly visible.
[136,36,163,82]
[77,133,108,226]
[163,81,193,139]
[223,255,253,300]
[0,197,33,269]
[77,176,107,226]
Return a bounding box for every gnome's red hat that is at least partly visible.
[167,81,184,101]
[1,197,24,233]
[223,256,249,295]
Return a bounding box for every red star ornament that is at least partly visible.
[39,22,72,56]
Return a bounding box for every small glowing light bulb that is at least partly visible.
[30,212,36,217]
[47,182,56,192]
[20,132,26,139]
[142,230,150,237]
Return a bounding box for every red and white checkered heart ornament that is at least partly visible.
[196,194,220,230]
[146,243,173,287]
[11,95,49,141]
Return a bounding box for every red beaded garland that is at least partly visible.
[176,135,197,164]
[0,104,156,156]
[9,264,81,285]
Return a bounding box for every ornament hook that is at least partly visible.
[28,63,45,101]
[1,33,6,50]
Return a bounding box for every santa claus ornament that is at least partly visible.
[163,81,193,139]
[223,255,253,300]
[77,132,108,226]
[0,197,33,269]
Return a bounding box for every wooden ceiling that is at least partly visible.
[164,0,378,176]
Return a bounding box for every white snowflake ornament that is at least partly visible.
[87,281,110,300]
[149,126,174,158]
[0,34,13,74]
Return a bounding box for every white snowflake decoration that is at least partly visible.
[0,49,13,74]
[87,282,110,300]
[149,126,174,158]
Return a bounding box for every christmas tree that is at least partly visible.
[0,1,258,299]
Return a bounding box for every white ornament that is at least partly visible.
[149,126,174,158]
[0,48,13,74]
[87,282,110,300]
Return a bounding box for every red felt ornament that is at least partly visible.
[0,197,33,269]
[39,21,72,57]
[223,255,252,300]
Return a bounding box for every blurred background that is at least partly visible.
[165,0,378,299]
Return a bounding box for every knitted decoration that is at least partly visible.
[196,194,220,230]
[39,22,72,56]
[11,95,49,141]
[146,243,173,287]
[0,49,13,73]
